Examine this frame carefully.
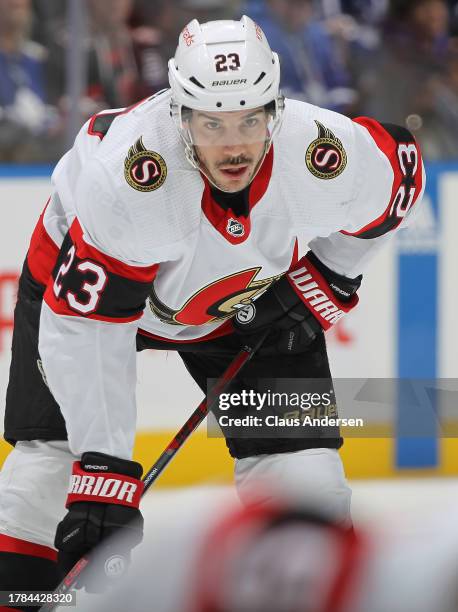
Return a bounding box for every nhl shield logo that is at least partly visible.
[124,137,167,192]
[305,120,347,180]
[226,218,245,237]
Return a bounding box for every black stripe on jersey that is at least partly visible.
[87,96,155,140]
[50,233,153,321]
[379,123,415,143]
[353,214,400,240]
[88,111,124,140]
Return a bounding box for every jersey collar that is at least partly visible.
[200,145,274,244]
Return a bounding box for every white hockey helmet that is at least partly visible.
[168,16,284,185]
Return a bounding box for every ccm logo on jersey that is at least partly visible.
[124,136,167,192]
[306,120,347,180]
[287,263,355,329]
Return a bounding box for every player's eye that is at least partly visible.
[204,121,222,130]
[243,117,259,128]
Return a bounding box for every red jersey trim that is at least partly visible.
[44,218,157,321]
[201,145,274,245]
[27,199,60,287]
[0,534,57,562]
[289,238,299,269]
[342,117,423,238]
[70,219,158,283]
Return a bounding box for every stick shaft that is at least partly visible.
[39,331,267,610]
[143,334,265,492]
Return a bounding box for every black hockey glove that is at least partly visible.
[234,251,362,353]
[54,451,144,593]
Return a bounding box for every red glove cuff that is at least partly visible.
[287,256,359,330]
[66,461,144,509]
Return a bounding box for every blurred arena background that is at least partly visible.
[1,0,457,487]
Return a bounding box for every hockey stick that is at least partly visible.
[39,329,269,611]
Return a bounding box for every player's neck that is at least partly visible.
[210,184,250,218]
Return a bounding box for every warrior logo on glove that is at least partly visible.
[306,120,347,180]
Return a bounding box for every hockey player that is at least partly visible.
[0,15,424,602]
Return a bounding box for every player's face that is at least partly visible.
[188,107,269,192]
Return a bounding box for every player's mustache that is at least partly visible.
[217,155,252,167]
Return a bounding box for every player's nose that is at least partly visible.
[221,136,247,158]
[221,144,246,158]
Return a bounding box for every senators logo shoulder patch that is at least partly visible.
[305,120,347,180]
[124,137,167,192]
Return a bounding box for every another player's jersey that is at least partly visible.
[28,90,424,457]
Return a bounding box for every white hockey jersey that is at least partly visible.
[28,90,424,458]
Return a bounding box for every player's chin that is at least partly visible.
[215,166,252,192]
